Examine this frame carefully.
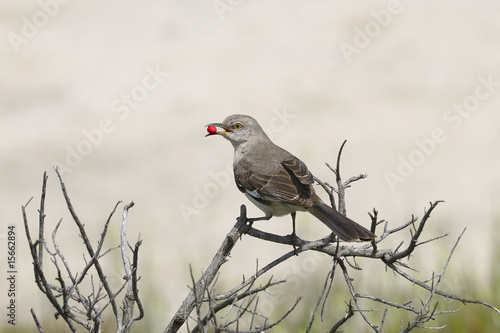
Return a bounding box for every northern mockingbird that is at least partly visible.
[206,114,375,242]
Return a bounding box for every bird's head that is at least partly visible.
[206,114,266,148]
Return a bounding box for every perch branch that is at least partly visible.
[164,205,253,333]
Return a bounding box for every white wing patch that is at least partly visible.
[246,189,261,199]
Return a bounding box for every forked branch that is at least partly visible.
[23,168,143,333]
[163,141,499,332]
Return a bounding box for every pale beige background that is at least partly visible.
[1,0,499,331]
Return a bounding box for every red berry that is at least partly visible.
[207,125,217,134]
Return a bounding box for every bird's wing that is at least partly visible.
[234,155,314,207]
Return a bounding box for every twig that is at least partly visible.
[328,301,355,333]
[339,260,379,332]
[214,297,301,333]
[334,140,347,214]
[321,243,340,319]
[306,261,336,332]
[314,176,337,210]
[121,201,144,332]
[24,170,144,333]
[356,293,418,314]
[131,237,144,320]
[385,201,444,264]
[54,166,119,321]
[164,205,253,333]
[37,172,47,269]
[393,228,500,316]
[189,265,205,332]
[30,308,45,333]
[23,183,79,332]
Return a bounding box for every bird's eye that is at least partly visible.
[234,123,242,129]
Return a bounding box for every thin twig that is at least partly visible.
[384,201,444,264]
[334,140,347,215]
[54,166,119,321]
[30,308,45,333]
[23,187,78,332]
[314,176,337,210]
[306,266,332,332]
[164,205,253,333]
[328,301,355,333]
[25,170,144,333]
[339,260,379,332]
[37,172,47,269]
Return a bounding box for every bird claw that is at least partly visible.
[326,232,340,244]
[289,233,299,256]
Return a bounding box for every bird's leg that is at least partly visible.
[291,212,298,255]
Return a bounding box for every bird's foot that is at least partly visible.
[248,215,271,224]
[289,232,300,256]
[329,232,339,243]
[245,219,254,228]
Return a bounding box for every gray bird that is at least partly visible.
[206,114,375,242]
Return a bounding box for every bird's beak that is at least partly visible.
[205,122,231,137]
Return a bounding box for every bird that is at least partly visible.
[205,114,376,243]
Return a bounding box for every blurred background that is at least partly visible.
[1,0,499,332]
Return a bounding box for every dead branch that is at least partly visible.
[22,168,143,332]
[328,301,355,333]
[119,201,144,332]
[163,141,499,332]
[24,142,499,333]
[164,205,253,332]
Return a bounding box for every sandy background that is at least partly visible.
[1,0,499,331]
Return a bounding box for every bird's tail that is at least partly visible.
[308,201,376,241]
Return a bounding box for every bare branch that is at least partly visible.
[216,297,301,333]
[328,301,355,333]
[356,293,418,314]
[131,237,144,320]
[384,201,444,264]
[37,172,47,269]
[24,169,144,333]
[334,140,347,214]
[164,205,253,333]
[119,201,144,332]
[30,308,45,333]
[22,178,79,332]
[389,229,500,316]
[314,176,337,210]
[24,144,499,333]
[54,166,119,321]
[339,260,379,332]
[306,261,336,332]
